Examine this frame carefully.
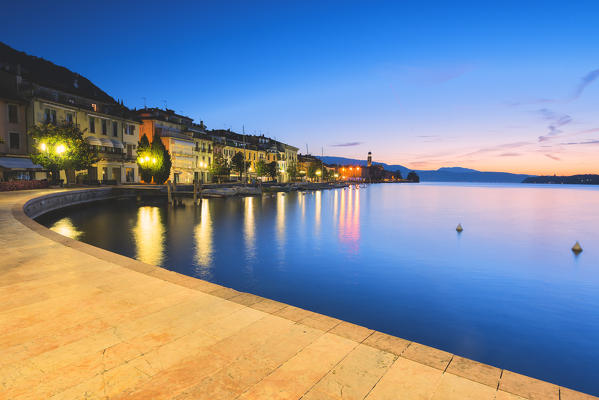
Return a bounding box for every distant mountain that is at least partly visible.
[523,175,599,185]
[318,156,534,183]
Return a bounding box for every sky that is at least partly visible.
[2,0,598,175]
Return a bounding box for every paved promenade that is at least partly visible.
[0,189,595,400]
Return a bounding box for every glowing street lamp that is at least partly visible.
[39,143,47,152]
[55,144,66,155]
[316,170,322,176]
[151,157,157,164]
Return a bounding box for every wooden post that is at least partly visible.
[193,181,198,206]
[167,181,172,205]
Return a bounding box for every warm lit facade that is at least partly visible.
[209,130,299,182]
[137,109,213,184]
[28,94,140,183]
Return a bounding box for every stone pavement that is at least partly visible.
[0,189,596,400]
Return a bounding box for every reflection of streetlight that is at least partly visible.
[55,144,66,155]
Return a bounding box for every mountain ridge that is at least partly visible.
[317,156,534,183]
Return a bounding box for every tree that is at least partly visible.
[407,171,420,183]
[231,152,246,182]
[150,132,172,184]
[266,161,278,181]
[286,161,298,182]
[137,134,153,183]
[29,123,98,184]
[209,152,230,183]
[255,159,267,180]
[307,162,319,181]
[395,170,403,180]
[321,167,331,181]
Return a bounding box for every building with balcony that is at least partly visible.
[0,42,140,184]
[136,108,211,184]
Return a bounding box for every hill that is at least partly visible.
[523,175,599,185]
[318,156,533,183]
[0,41,117,104]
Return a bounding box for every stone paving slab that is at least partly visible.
[0,188,597,400]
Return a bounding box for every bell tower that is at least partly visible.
[367,151,372,167]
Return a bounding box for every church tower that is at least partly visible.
[367,151,372,167]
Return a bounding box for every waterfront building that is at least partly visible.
[137,108,199,184]
[0,70,44,181]
[0,42,140,184]
[209,129,298,182]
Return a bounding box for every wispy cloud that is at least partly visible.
[537,108,572,142]
[573,69,599,99]
[461,141,530,158]
[545,154,561,161]
[560,140,599,146]
[499,152,521,157]
[331,142,362,147]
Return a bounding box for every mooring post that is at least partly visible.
[193,181,198,206]
[167,181,172,205]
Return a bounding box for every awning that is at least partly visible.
[99,138,114,147]
[0,157,44,170]
[85,136,103,146]
[110,139,124,149]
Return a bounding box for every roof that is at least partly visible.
[0,157,43,170]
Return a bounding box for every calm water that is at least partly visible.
[38,183,599,395]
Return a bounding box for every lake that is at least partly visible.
[37,183,599,395]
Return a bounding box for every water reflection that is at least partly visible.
[244,196,256,262]
[50,217,81,240]
[133,206,165,265]
[194,199,214,273]
[338,188,360,253]
[314,190,322,236]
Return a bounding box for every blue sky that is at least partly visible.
[2,0,599,174]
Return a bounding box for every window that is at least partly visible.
[89,117,95,133]
[112,121,118,137]
[125,124,135,135]
[44,108,57,124]
[65,113,74,124]
[8,104,18,123]
[101,119,107,135]
[9,132,19,149]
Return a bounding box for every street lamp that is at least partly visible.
[55,144,66,155]
[39,143,47,152]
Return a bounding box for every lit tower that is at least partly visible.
[367,151,372,167]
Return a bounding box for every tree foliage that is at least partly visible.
[231,152,246,181]
[29,123,98,183]
[151,133,172,184]
[407,171,420,183]
[209,152,230,183]
[286,161,298,182]
[395,170,403,180]
[137,134,153,183]
[307,162,319,180]
[255,159,267,178]
[266,161,278,181]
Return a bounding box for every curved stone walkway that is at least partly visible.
[0,189,595,400]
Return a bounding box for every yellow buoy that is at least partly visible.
[572,241,583,254]
[456,223,463,232]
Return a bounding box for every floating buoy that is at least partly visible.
[456,223,463,233]
[572,241,583,254]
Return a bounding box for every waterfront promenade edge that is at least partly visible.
[0,188,595,400]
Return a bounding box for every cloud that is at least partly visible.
[331,142,362,147]
[499,152,521,157]
[573,69,599,99]
[537,108,572,142]
[461,141,530,158]
[561,140,599,146]
[545,154,561,161]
